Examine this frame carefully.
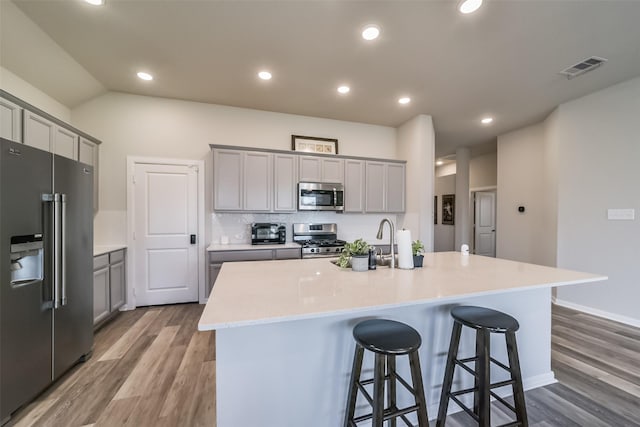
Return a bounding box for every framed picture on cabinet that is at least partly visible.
[291,135,338,155]
[442,194,455,225]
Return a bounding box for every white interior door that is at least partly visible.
[133,163,198,305]
[474,191,496,257]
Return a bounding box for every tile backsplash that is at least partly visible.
[211,212,399,245]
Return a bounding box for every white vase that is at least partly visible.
[351,255,369,272]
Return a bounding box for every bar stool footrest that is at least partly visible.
[353,404,421,425]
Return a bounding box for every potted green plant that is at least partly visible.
[412,240,425,268]
[337,238,370,271]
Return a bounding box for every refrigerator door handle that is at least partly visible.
[42,193,58,308]
[61,193,67,306]
[53,193,61,309]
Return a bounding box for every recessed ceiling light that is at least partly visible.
[258,71,272,80]
[137,72,153,81]
[337,86,350,94]
[481,117,494,124]
[458,0,483,14]
[361,25,380,41]
[398,97,411,105]
[85,0,104,5]
[436,160,444,166]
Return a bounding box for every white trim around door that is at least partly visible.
[126,156,206,309]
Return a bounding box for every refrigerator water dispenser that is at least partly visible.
[9,234,44,287]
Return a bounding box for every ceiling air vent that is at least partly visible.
[560,56,608,79]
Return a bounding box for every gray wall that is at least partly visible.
[434,174,455,252]
[553,77,640,324]
[497,76,640,325]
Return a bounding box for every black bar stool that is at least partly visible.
[436,306,528,427]
[343,319,429,427]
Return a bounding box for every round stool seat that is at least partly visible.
[353,319,422,355]
[451,306,519,333]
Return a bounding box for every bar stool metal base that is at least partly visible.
[436,306,528,427]
[344,319,429,427]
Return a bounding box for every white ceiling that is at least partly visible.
[4,0,640,157]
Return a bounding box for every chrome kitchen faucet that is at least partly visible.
[376,218,395,269]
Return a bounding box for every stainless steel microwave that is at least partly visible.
[298,182,344,211]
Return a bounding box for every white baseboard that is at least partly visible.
[523,372,557,391]
[552,298,640,328]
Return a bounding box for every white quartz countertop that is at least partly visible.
[198,252,606,331]
[93,245,127,257]
[207,242,301,251]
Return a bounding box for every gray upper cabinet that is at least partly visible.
[23,110,55,153]
[0,97,22,142]
[298,156,321,181]
[53,126,79,161]
[211,144,405,213]
[274,154,298,212]
[365,161,386,212]
[79,137,100,212]
[365,161,405,213]
[213,148,273,212]
[213,149,244,210]
[344,159,365,213]
[2,92,101,211]
[385,163,405,213]
[322,157,344,183]
[299,155,344,183]
[25,110,79,160]
[244,151,272,211]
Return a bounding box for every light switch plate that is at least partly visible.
[607,209,635,220]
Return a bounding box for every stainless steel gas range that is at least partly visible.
[292,223,346,258]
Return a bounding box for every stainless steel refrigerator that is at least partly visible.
[0,137,93,423]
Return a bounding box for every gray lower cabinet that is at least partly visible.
[93,249,127,327]
[93,255,110,325]
[207,247,301,297]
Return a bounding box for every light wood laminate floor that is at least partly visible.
[7,304,640,426]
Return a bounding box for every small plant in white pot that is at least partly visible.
[412,240,425,268]
[337,239,370,272]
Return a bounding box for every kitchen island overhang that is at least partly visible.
[199,252,606,426]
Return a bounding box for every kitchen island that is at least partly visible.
[198,252,605,426]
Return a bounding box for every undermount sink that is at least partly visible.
[330,254,398,269]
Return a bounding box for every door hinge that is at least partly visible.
[132,175,136,184]
[133,231,136,240]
